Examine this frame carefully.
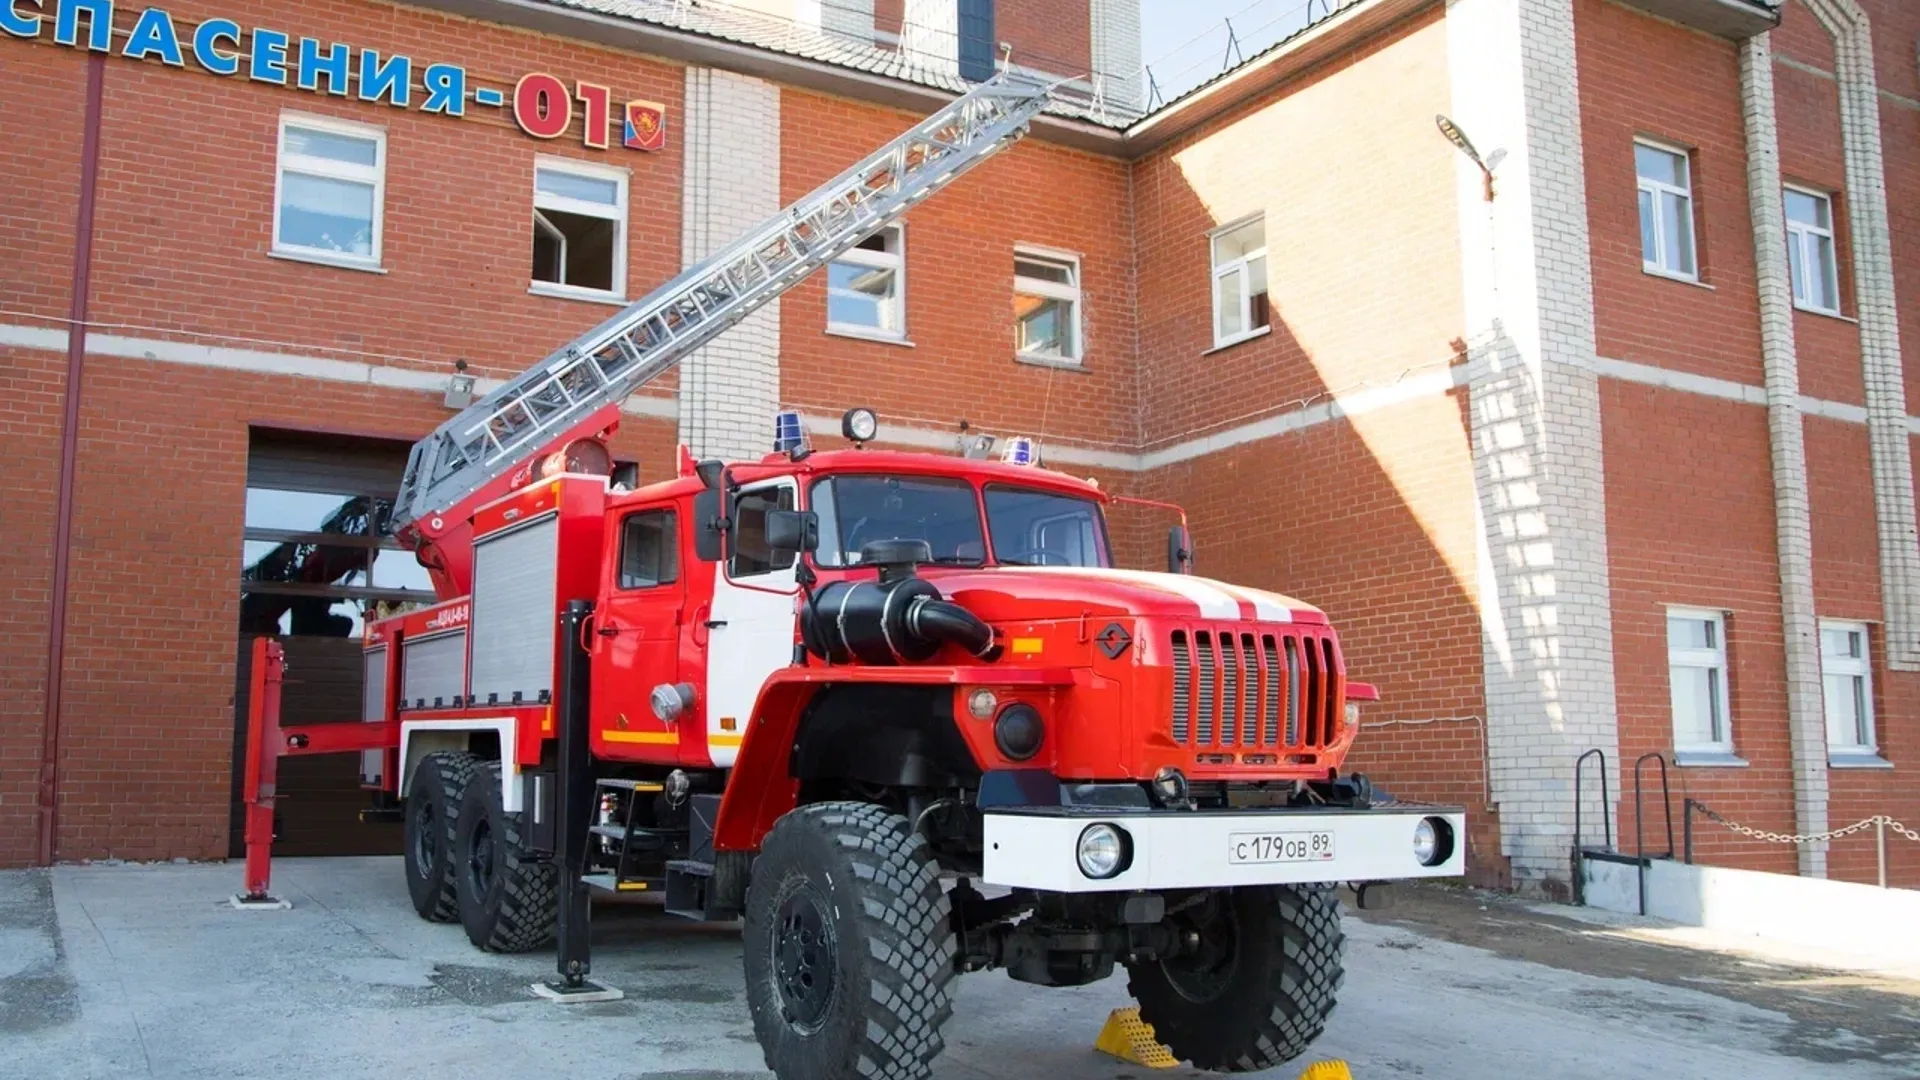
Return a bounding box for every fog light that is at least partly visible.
[1077,823,1130,879]
[1151,766,1189,805]
[993,703,1044,761]
[967,687,998,720]
[664,769,691,806]
[1414,816,1454,867]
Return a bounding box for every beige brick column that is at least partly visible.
[1740,34,1829,876]
[679,68,782,461]
[1801,0,1920,672]
[1448,0,1621,895]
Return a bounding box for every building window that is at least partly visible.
[273,114,384,268]
[1211,216,1269,347]
[1013,249,1081,362]
[1668,608,1733,759]
[531,157,627,299]
[1636,140,1696,280]
[240,489,436,638]
[827,225,905,340]
[1822,621,1879,762]
[1785,187,1841,315]
[618,509,679,590]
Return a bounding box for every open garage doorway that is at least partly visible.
[228,428,436,858]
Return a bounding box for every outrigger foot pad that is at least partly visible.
[531,979,623,1004]
[229,893,292,911]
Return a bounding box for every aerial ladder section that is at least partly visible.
[392,72,1055,592]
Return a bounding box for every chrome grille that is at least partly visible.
[1168,624,1340,752]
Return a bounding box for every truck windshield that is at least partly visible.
[809,475,1110,568]
[983,485,1109,567]
[811,475,987,566]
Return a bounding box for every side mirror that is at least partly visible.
[765,509,819,558]
[1167,525,1193,575]
[693,487,726,562]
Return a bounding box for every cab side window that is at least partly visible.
[619,509,679,589]
[730,486,795,577]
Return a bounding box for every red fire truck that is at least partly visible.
[241,73,1466,1080]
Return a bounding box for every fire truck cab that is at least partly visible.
[350,409,1465,1079]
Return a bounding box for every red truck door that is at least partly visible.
[590,503,686,757]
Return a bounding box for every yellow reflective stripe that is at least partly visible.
[602,730,679,745]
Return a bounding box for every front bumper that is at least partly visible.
[981,805,1466,893]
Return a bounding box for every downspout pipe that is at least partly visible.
[38,54,107,866]
[1739,34,1828,876]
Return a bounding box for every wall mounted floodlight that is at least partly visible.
[1436,115,1496,202]
[443,358,476,409]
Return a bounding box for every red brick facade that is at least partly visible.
[3,0,1914,889]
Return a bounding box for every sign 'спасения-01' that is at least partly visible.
[1,0,668,151]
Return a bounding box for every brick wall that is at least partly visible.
[996,0,1092,78]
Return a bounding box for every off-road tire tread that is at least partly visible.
[745,800,956,1080]
[462,760,558,953]
[1127,884,1345,1072]
[411,751,479,923]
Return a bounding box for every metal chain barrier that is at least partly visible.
[1691,803,1919,846]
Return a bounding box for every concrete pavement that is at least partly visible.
[2,858,1915,1079]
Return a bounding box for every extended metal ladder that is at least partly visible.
[393,72,1055,534]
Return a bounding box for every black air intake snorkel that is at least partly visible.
[799,540,995,664]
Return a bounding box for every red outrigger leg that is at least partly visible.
[237,637,287,907]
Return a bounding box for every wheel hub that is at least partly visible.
[411,801,437,879]
[467,817,495,897]
[771,885,838,1034]
[1160,894,1240,1003]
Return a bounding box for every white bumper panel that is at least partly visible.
[981,807,1467,893]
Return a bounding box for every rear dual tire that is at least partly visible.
[403,751,477,922]
[453,760,558,953]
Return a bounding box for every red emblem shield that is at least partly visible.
[623,100,667,152]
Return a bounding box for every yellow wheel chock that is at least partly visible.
[1093,1007,1179,1068]
[1092,1007,1353,1079]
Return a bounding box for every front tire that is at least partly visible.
[403,751,477,922]
[1126,884,1345,1072]
[452,760,558,952]
[743,801,956,1080]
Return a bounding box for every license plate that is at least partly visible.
[1228,831,1335,865]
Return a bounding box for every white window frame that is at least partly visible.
[1820,619,1882,765]
[1013,246,1083,365]
[1636,138,1697,282]
[1209,215,1269,349]
[1784,185,1842,316]
[529,154,629,304]
[825,223,907,343]
[1667,606,1737,762]
[271,112,386,271]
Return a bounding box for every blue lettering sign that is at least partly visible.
[472,87,503,107]
[53,0,111,50]
[296,37,349,95]
[122,7,183,65]
[249,27,288,84]
[357,49,410,107]
[192,17,239,74]
[1,0,42,39]
[420,62,464,116]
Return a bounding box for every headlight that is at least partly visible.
[966,687,998,720]
[993,703,1044,761]
[1414,816,1454,866]
[1077,823,1130,879]
[1344,701,1361,727]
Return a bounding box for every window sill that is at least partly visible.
[1828,752,1892,769]
[1204,325,1272,355]
[269,248,387,274]
[529,282,628,307]
[1641,266,1713,290]
[1014,353,1088,373]
[1793,303,1856,324]
[826,325,914,347]
[1674,751,1748,768]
